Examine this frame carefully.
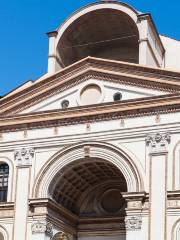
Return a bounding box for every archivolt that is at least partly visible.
[33,141,144,198]
[172,218,180,240]
[0,225,8,240]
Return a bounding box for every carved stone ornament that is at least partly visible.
[53,232,69,240]
[125,216,142,231]
[84,146,90,157]
[31,220,53,236]
[127,201,142,209]
[145,132,170,153]
[14,147,35,166]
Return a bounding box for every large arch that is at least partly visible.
[33,142,144,240]
[33,141,144,199]
[55,2,140,67]
[172,140,180,190]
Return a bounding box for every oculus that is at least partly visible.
[113,92,122,102]
[61,100,69,109]
[80,84,102,105]
[101,189,124,213]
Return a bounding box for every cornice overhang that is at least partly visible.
[29,198,78,224]
[1,57,180,116]
[1,94,180,132]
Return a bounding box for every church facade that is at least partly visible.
[1,1,180,240]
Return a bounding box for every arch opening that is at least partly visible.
[34,142,143,240]
[57,8,139,67]
[49,158,127,217]
[49,158,128,239]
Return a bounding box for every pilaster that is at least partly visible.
[13,147,35,240]
[146,132,170,240]
[47,31,58,74]
[123,192,147,240]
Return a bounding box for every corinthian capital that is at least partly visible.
[31,220,53,237]
[14,147,35,166]
[145,132,170,153]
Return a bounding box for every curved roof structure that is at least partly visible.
[47,1,166,73]
[55,1,140,67]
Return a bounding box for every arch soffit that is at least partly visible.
[55,2,140,45]
[172,140,180,189]
[33,141,144,199]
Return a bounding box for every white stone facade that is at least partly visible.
[1,1,180,240]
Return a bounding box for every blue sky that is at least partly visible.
[0,0,180,96]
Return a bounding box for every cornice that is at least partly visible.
[1,57,180,115]
[29,198,78,223]
[1,94,180,131]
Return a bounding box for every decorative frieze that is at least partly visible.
[14,147,35,166]
[125,216,142,231]
[127,201,142,209]
[31,220,53,237]
[145,132,170,153]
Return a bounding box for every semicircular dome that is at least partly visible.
[57,6,139,67]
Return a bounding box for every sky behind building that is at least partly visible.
[0,0,180,96]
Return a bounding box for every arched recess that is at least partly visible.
[172,219,180,240]
[172,141,180,190]
[0,225,8,240]
[0,157,14,202]
[55,2,140,67]
[33,141,144,199]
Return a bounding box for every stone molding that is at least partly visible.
[14,147,35,166]
[146,132,170,153]
[1,56,180,116]
[31,220,53,236]
[1,96,180,132]
[123,192,147,210]
[125,216,142,231]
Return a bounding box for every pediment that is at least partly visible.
[20,79,171,114]
[1,57,180,116]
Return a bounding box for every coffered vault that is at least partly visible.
[49,159,127,215]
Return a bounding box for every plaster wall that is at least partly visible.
[146,45,158,67]
[160,35,180,71]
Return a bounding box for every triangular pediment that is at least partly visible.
[1,57,180,116]
[20,79,171,114]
